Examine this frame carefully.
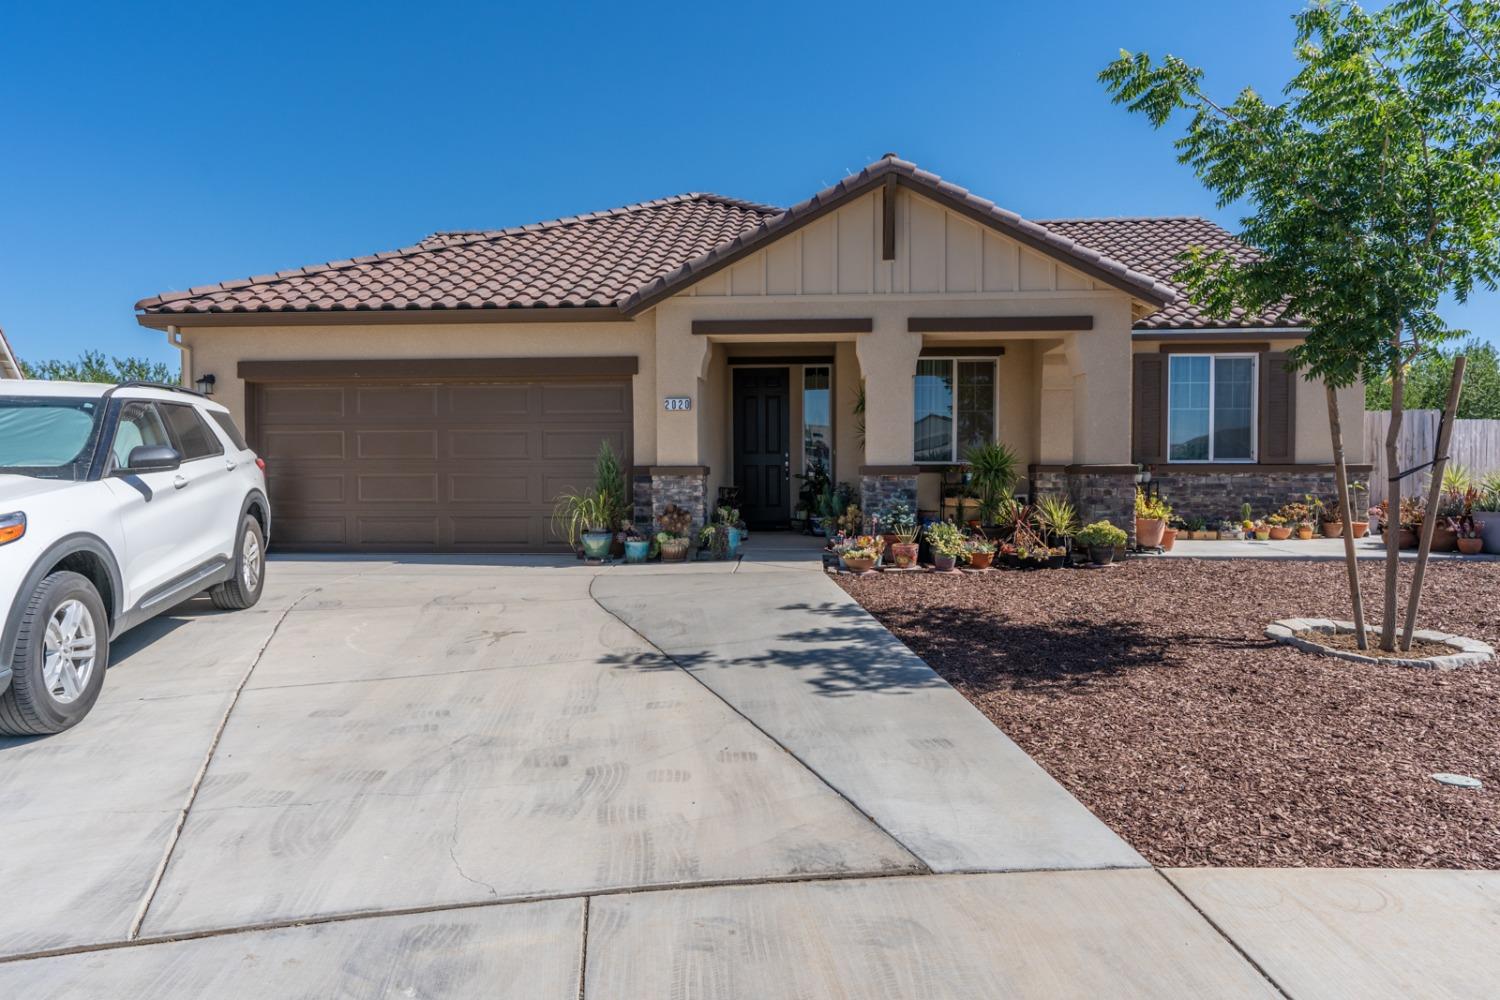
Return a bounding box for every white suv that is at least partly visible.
[0,381,270,735]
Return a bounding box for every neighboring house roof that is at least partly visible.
[135,156,1296,331]
[1036,217,1299,331]
[0,325,22,379]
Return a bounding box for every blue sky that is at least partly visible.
[2,0,1495,369]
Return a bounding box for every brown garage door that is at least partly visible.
[250,377,632,551]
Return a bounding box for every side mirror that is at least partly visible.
[126,445,182,473]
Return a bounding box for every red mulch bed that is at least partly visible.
[836,559,1500,869]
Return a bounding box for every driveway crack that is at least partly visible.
[446,789,498,898]
[126,586,322,941]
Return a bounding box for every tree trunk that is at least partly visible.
[1381,344,1404,652]
[1326,385,1366,648]
[1400,356,1467,651]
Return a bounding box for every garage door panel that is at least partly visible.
[264,430,346,461]
[448,473,531,504]
[356,429,437,459]
[355,386,438,419]
[449,429,529,460]
[258,386,346,422]
[542,383,630,418]
[542,428,627,461]
[253,376,630,552]
[357,474,439,503]
[356,516,440,547]
[449,384,530,417]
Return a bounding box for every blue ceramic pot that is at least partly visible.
[582,532,613,560]
[624,539,650,563]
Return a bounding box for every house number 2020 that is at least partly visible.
[663,396,692,412]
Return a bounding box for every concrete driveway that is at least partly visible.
[2,543,1495,998]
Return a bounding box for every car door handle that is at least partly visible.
[173,475,188,490]
[225,459,237,471]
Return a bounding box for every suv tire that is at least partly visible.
[0,571,110,736]
[209,514,266,611]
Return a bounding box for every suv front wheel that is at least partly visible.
[209,514,266,611]
[0,571,110,736]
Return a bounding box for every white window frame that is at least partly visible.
[1167,352,1259,464]
[912,356,1001,465]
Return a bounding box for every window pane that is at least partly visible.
[210,410,249,451]
[112,402,171,469]
[1168,355,1211,461]
[161,403,223,460]
[802,366,832,475]
[1214,357,1255,460]
[956,361,996,457]
[914,359,953,462]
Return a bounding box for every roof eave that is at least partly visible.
[137,305,632,330]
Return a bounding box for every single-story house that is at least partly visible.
[136,155,1366,552]
[0,326,23,380]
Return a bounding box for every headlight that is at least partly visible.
[0,512,26,545]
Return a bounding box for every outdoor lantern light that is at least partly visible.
[195,373,216,396]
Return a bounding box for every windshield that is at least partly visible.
[0,396,104,479]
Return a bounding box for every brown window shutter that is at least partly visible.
[1259,352,1296,463]
[1132,354,1165,463]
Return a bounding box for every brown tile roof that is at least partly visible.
[1037,216,1301,330]
[136,156,1299,331]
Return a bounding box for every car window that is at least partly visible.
[111,401,172,471]
[208,410,249,451]
[0,397,102,478]
[160,402,224,461]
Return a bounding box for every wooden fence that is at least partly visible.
[1364,409,1500,497]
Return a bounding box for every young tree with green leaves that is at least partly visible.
[1101,0,1500,651]
[21,349,178,385]
[1366,338,1500,418]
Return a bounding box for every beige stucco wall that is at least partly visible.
[173,317,660,464]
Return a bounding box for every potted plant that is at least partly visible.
[716,506,744,556]
[1034,494,1079,550]
[587,440,629,559]
[1076,520,1127,565]
[1216,519,1238,540]
[1183,515,1210,540]
[1253,520,1271,541]
[1240,502,1254,529]
[1478,473,1500,553]
[623,527,650,563]
[1134,488,1170,548]
[1161,518,1179,551]
[883,501,921,567]
[1046,545,1068,568]
[1455,517,1485,555]
[924,521,965,571]
[655,504,693,562]
[961,536,996,569]
[835,534,884,573]
[1265,514,1291,540]
[964,441,1019,529]
[552,487,614,560]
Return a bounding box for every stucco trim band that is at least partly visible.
[237,357,640,381]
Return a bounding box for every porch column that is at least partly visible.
[1064,307,1136,534]
[854,318,922,518]
[651,303,712,529]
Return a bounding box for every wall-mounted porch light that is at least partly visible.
[195,373,217,396]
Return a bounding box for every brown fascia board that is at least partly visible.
[1133,327,1308,341]
[691,318,872,336]
[237,356,639,381]
[139,306,630,330]
[909,316,1093,333]
[619,160,1176,317]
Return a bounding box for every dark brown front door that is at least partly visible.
[733,367,790,528]
[250,377,631,552]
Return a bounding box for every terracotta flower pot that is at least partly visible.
[659,539,689,562]
[1398,528,1418,549]
[1135,517,1166,548]
[1458,537,1484,555]
[967,551,994,570]
[1268,525,1292,540]
[1431,527,1458,553]
[932,553,957,572]
[1296,524,1314,540]
[1321,520,1344,539]
[1351,522,1370,538]
[881,533,903,552]
[1160,527,1177,552]
[889,541,919,568]
[842,555,876,573]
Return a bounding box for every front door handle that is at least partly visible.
[225,459,237,471]
[173,475,188,490]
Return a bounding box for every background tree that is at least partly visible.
[1101,0,1500,651]
[1365,338,1500,418]
[20,349,178,384]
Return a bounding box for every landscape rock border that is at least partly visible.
[1265,618,1495,669]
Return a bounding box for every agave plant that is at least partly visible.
[1034,494,1078,542]
[963,441,1019,515]
[1441,463,1473,496]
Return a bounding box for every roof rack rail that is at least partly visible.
[114,380,206,398]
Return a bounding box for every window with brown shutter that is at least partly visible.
[1132,354,1165,464]
[1258,351,1296,463]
